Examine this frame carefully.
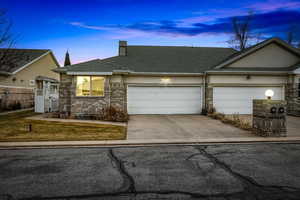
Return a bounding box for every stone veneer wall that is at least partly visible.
[110,81,127,113]
[205,86,214,113]
[0,87,34,111]
[252,99,287,137]
[286,82,300,117]
[59,74,72,114]
[58,74,127,119]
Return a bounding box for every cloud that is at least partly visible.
[69,22,119,31]
[69,9,300,38]
[247,0,300,12]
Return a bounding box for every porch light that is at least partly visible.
[265,89,274,100]
[161,78,171,84]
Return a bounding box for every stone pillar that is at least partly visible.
[110,82,126,112]
[58,74,72,116]
[252,100,287,137]
[205,87,214,113]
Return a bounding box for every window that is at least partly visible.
[76,76,105,96]
[50,85,58,94]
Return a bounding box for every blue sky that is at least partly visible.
[2,0,300,65]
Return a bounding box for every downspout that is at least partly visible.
[202,72,207,114]
[108,76,111,108]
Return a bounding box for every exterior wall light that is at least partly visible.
[161,78,171,84]
[265,89,274,100]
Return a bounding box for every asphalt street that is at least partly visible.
[0,143,300,200]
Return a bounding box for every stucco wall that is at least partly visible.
[125,75,203,85]
[0,53,59,88]
[227,43,300,68]
[208,74,287,85]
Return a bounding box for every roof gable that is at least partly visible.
[0,49,59,74]
[215,38,300,69]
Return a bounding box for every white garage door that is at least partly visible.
[213,87,284,114]
[127,86,202,114]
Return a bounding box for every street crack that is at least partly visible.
[107,148,136,193]
[193,146,300,200]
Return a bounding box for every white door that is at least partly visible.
[127,86,202,114]
[213,87,284,114]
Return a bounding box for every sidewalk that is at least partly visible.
[0,108,33,116]
[1,137,300,148]
[26,115,127,127]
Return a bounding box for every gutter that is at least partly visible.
[0,71,12,76]
[58,69,204,76]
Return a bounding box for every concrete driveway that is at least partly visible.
[127,115,255,140]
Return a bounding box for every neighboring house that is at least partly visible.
[55,37,300,118]
[0,49,60,110]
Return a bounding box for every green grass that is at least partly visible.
[0,111,127,142]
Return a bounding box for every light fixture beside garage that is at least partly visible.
[265,89,274,100]
[161,77,171,84]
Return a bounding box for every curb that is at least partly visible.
[1,138,300,149]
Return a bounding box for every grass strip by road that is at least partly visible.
[0,111,126,142]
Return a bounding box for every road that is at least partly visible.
[0,143,300,200]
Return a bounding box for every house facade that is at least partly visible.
[0,49,60,110]
[55,38,300,118]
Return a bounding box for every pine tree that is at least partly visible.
[64,51,71,66]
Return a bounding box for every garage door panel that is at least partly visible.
[127,86,202,114]
[213,87,283,114]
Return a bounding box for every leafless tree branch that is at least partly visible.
[227,11,261,51]
[0,9,23,72]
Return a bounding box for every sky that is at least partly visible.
[2,0,300,65]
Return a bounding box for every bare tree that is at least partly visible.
[227,12,261,51]
[286,25,300,48]
[0,9,22,72]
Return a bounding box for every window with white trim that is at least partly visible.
[76,76,105,97]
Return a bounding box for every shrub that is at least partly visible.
[208,111,252,131]
[207,107,216,114]
[6,101,22,111]
[102,106,129,122]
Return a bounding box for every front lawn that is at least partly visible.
[0,111,127,142]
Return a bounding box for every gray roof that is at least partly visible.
[60,45,237,74]
[57,38,300,75]
[0,48,50,73]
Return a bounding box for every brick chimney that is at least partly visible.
[119,41,127,56]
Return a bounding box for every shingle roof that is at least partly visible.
[0,48,50,73]
[61,46,237,74]
[58,38,300,75]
